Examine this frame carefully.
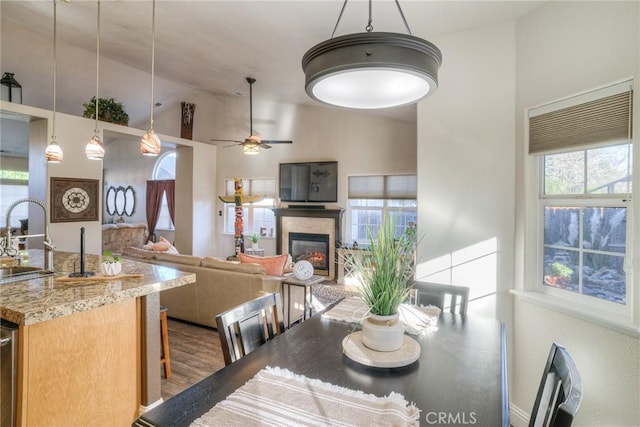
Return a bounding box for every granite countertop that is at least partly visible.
[0,250,195,326]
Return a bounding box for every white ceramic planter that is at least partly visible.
[251,242,259,250]
[361,313,404,352]
[102,261,122,277]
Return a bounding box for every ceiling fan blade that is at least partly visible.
[262,140,293,144]
[210,138,243,143]
[261,144,272,149]
[223,143,242,148]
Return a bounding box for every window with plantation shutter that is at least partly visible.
[529,80,633,154]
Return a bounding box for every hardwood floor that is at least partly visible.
[161,318,225,400]
[159,282,353,400]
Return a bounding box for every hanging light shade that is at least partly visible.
[86,0,105,160]
[45,0,63,163]
[140,0,161,156]
[301,0,442,109]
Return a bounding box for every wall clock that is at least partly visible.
[51,177,99,222]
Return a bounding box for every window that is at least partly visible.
[151,152,176,230]
[223,178,276,237]
[347,175,417,245]
[541,145,631,304]
[0,170,29,228]
[530,80,634,309]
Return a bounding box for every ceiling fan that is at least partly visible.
[210,77,293,154]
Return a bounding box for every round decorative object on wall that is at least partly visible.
[293,260,314,281]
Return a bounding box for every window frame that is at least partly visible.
[526,144,634,323]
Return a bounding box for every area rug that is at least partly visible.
[311,281,359,312]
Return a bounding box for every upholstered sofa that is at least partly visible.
[121,247,299,328]
[102,223,147,254]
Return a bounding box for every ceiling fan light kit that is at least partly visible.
[211,77,293,155]
[302,0,442,109]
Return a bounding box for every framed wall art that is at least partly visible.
[50,177,100,222]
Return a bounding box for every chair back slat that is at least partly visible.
[529,343,583,427]
[410,281,470,315]
[216,293,285,366]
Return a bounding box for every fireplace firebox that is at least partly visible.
[289,232,330,275]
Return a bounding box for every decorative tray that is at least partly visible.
[342,332,421,368]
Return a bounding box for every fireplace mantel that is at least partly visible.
[273,208,344,280]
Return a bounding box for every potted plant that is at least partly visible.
[82,96,129,126]
[342,213,417,352]
[101,251,122,276]
[544,261,573,288]
[249,233,260,250]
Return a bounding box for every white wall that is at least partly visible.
[513,2,640,425]
[417,21,516,320]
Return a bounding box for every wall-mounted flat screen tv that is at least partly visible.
[279,161,338,202]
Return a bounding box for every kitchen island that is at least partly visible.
[0,251,195,426]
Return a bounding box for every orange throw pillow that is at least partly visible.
[238,253,289,276]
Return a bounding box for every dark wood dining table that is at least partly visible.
[133,313,509,427]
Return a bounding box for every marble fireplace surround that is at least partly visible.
[273,208,344,280]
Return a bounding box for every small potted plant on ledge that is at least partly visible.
[82,96,129,126]
[102,251,122,277]
[342,213,417,352]
[250,233,260,250]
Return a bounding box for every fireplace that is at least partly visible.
[273,208,344,280]
[289,232,330,274]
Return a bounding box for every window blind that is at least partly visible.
[529,80,633,154]
[348,175,417,199]
[225,178,276,197]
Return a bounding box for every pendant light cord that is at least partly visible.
[330,0,412,38]
[95,0,100,133]
[149,0,155,128]
[52,0,57,141]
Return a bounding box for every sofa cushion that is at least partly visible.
[154,252,202,266]
[238,253,289,276]
[201,257,266,275]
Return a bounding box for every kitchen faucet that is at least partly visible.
[1,198,55,270]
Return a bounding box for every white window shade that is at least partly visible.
[225,178,276,198]
[348,175,417,199]
[529,80,633,155]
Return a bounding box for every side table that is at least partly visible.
[244,248,264,257]
[281,275,325,328]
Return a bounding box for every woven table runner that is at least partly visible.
[190,366,420,427]
[322,297,440,336]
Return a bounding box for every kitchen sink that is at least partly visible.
[0,266,54,284]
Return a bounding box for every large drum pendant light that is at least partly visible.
[302,0,442,110]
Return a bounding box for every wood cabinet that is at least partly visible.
[17,299,140,426]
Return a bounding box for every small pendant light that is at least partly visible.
[45,0,63,163]
[140,0,161,156]
[86,0,105,160]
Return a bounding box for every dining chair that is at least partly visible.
[409,281,470,315]
[215,292,285,366]
[529,343,583,427]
